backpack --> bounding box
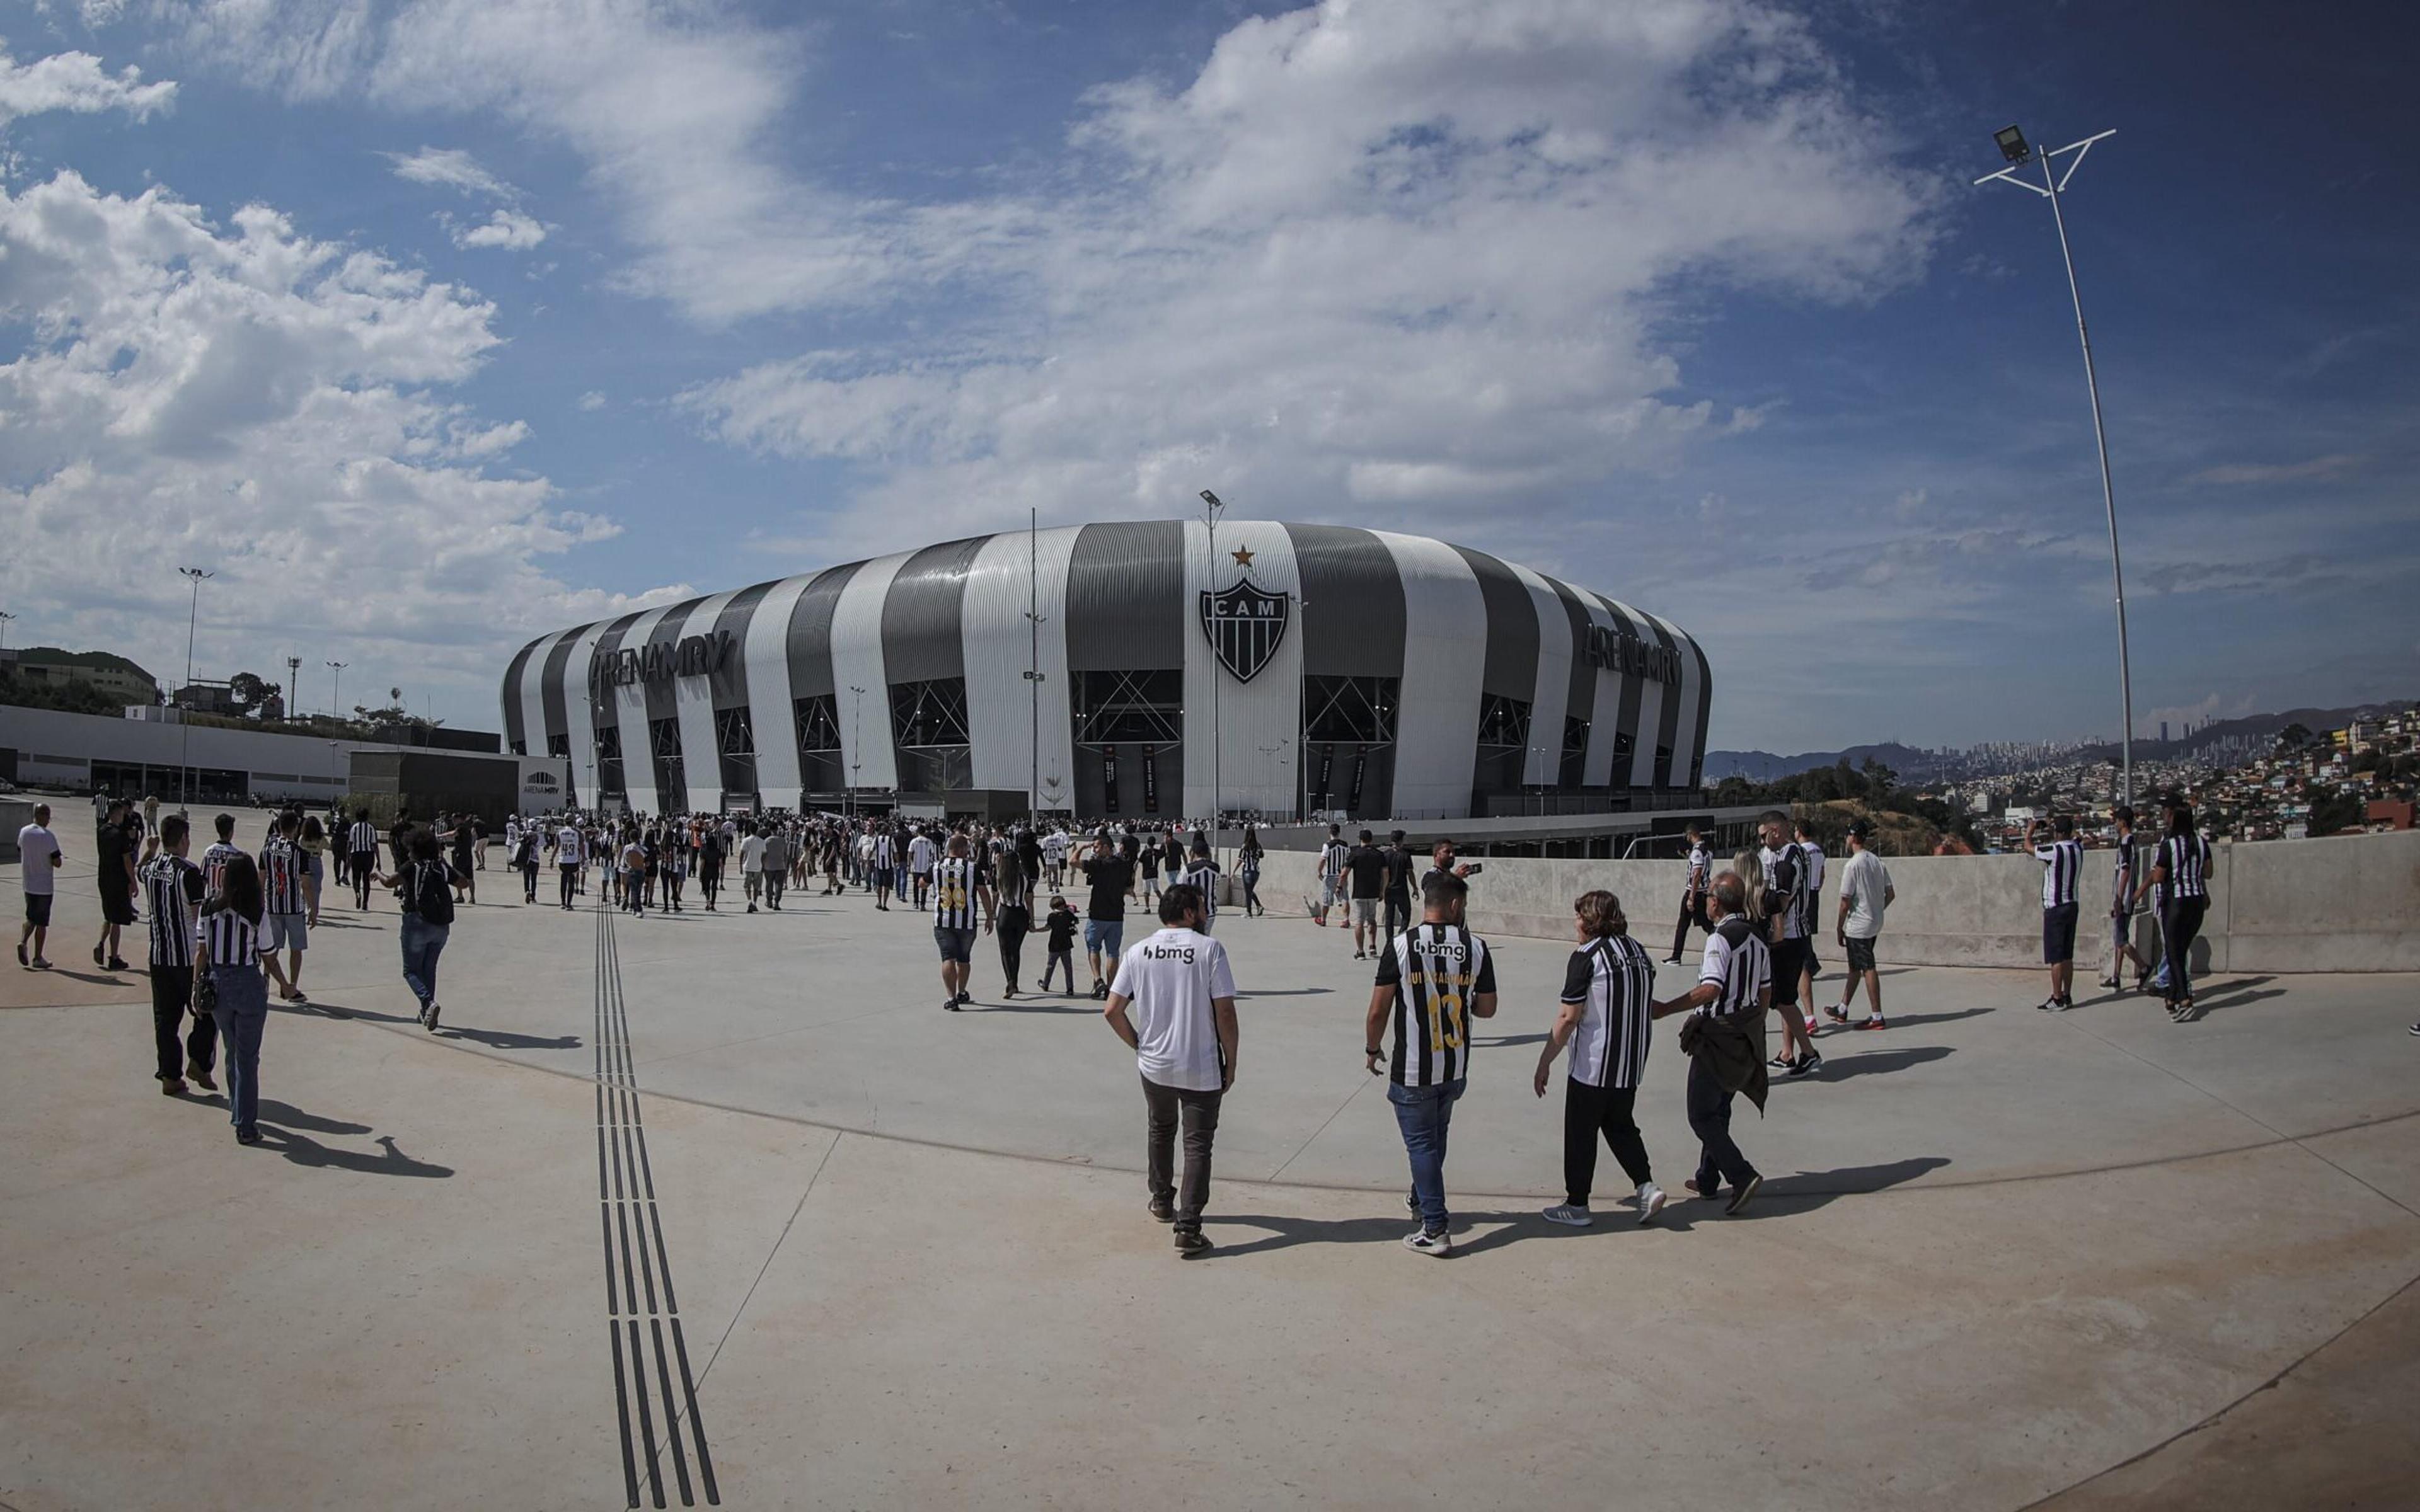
[413,861,457,926]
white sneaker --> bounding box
[1541,1204,1592,1227]
[1403,1227,1453,1257]
[1637,1183,1668,1225]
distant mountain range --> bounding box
[1704,701,2411,786]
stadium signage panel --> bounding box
[589,629,734,694]
[1584,625,1680,685]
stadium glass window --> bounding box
[1560,715,1589,789]
[1473,692,1531,793]
[649,717,684,803]
[890,678,972,792]
[1073,669,1184,746]
[1303,675,1397,745]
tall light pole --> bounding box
[1198,488,1227,849]
[326,661,348,721]
[176,567,213,815]
[284,655,301,721]
[1023,507,1047,820]
[0,609,15,651]
[848,684,867,822]
[1975,124,2135,806]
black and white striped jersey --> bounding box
[1696,915,1770,1017]
[1560,932,1656,1089]
[1373,922,1498,1087]
[200,905,268,969]
[931,856,986,929]
[2034,839,2083,909]
[2112,838,2139,913]
[141,854,204,969]
[347,819,379,856]
[1761,844,1809,941]
[1182,858,1219,920]
[1685,843,1710,897]
[2157,835,2212,903]
[996,858,1034,912]
[259,835,307,916]
[200,841,243,900]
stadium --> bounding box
[498,520,1711,822]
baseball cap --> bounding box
[1846,818,1873,839]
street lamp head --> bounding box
[1993,124,2031,164]
[1199,489,1223,511]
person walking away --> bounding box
[347,808,381,910]
[555,816,585,910]
[297,814,328,925]
[933,835,995,1011]
[1754,811,1819,1076]
[514,820,542,903]
[1794,818,1827,1012]
[1345,829,1388,959]
[1040,895,1078,993]
[1236,830,1264,917]
[1181,840,1221,931]
[258,810,313,1004]
[1078,835,1136,999]
[2027,813,2083,1011]
[1825,819,1893,1029]
[699,822,725,911]
[621,832,648,917]
[392,830,457,1030]
[1312,825,1349,927]
[759,826,789,911]
[1103,883,1238,1256]
[869,827,896,910]
[1535,890,1664,1227]
[141,815,216,1096]
[1670,825,1711,964]
[16,803,61,970]
[1652,872,1768,1215]
[197,853,296,1144]
[663,828,688,911]
[994,847,1034,999]
[1365,871,1497,1256]
[2103,805,2152,992]
[908,827,937,911]
[1381,830,1416,941]
[92,797,139,972]
[739,824,766,914]
[2135,798,2213,1023]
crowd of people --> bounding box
[8,780,2271,1246]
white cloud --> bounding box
[0,43,176,125]
[449,206,546,249]
[577,389,606,411]
[2186,453,2365,486]
[0,169,675,723]
[385,144,517,200]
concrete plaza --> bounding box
[3,830,2416,1509]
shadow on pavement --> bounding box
[1236,988,1334,999]
[197,1095,370,1136]
[255,1127,454,1179]
[437,1025,584,1050]
[1751,1155,1952,1212]
[965,1001,1095,1016]
[1860,1006,1993,1029]
[1809,1045,1954,1082]
[1470,1031,1548,1048]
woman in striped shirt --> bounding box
[2135,799,2215,1023]
[196,852,296,1144]
[1534,890,1666,1228]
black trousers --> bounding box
[350,853,377,910]
[1564,1078,1653,1206]
[519,859,539,901]
[996,904,1031,983]
[1686,1056,1758,1194]
[1671,897,1705,960]
[2160,896,2208,1005]
[1382,893,1412,938]
[1142,1075,1223,1234]
[559,864,580,908]
[151,963,214,1081]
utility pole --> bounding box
[1198,488,1227,854]
[176,567,213,816]
[0,610,14,651]
[1975,123,2135,806]
[285,655,301,721]
[1023,507,1046,821]
[848,684,867,823]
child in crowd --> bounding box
[1039,895,1079,994]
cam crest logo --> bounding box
[1200,553,1289,684]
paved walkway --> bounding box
[3,834,2415,1509]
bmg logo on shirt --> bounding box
[1141,944,1198,965]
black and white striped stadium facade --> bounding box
[499,520,1711,822]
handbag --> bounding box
[194,963,219,1017]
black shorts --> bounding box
[1843,936,1877,974]
[23,892,53,927]
[933,925,977,964]
[1769,937,1807,1007]
[2043,903,2080,965]
[101,886,137,927]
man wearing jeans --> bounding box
[1102,885,1238,1256]
[1365,872,1498,1257]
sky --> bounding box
[0,0,2412,754]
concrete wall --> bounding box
[1239,829,2420,974]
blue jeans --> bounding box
[212,965,268,1133]
[400,916,449,1009]
[1388,1078,1466,1235]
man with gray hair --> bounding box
[1652,871,1769,1216]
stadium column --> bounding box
[673,589,740,815]
[1504,561,1574,788]
[1180,520,1305,822]
[962,527,1082,807]
[1373,530,1486,818]
[827,551,914,796]
[739,575,821,811]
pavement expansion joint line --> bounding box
[591,901,721,1510]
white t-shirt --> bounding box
[1839,849,1891,939]
[908,834,936,873]
[738,835,766,873]
[18,825,60,895]
[1110,927,1236,1093]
